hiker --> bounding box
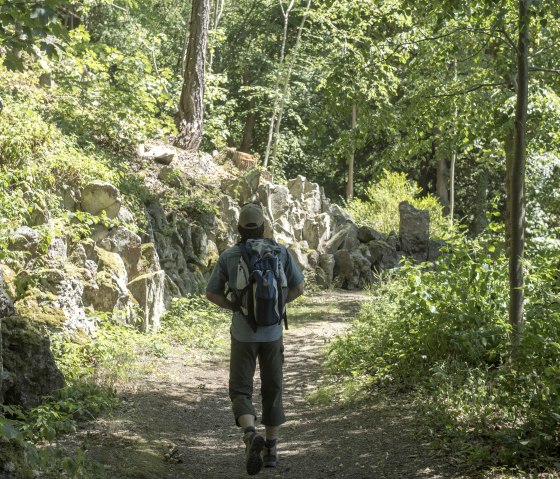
[205,202,305,476]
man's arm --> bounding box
[206,291,240,312]
[286,280,304,304]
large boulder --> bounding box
[142,145,176,165]
[399,201,430,261]
[287,175,322,217]
[1,316,65,410]
[83,248,133,320]
[9,226,40,260]
[357,225,385,243]
[302,213,331,251]
[260,183,292,224]
[325,223,357,254]
[98,226,142,279]
[287,243,310,272]
[222,169,269,204]
[81,181,122,219]
[128,270,166,333]
[333,249,354,289]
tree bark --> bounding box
[436,155,449,207]
[263,0,295,168]
[346,104,357,201]
[449,60,457,225]
[208,0,225,71]
[175,0,211,152]
[449,150,456,224]
[509,0,531,359]
[240,65,256,153]
[472,169,489,235]
[270,0,313,165]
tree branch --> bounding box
[529,66,560,75]
[424,81,509,98]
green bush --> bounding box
[160,295,230,350]
[345,170,451,239]
[328,231,560,468]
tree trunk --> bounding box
[240,65,256,153]
[270,0,313,166]
[449,151,456,224]
[208,0,225,71]
[472,169,489,235]
[175,0,211,152]
[449,60,457,225]
[346,104,357,201]
[263,0,295,168]
[509,0,531,359]
[436,155,449,207]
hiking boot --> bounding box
[243,432,265,475]
[263,444,277,468]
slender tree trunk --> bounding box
[449,151,456,223]
[436,155,449,207]
[208,0,225,71]
[472,169,489,235]
[270,0,313,165]
[346,104,357,200]
[175,0,211,152]
[505,128,515,250]
[509,0,531,359]
[263,0,295,168]
[240,65,256,152]
[450,60,458,224]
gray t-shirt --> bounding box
[206,239,304,342]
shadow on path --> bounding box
[63,291,466,479]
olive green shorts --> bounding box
[229,336,285,427]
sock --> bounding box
[265,438,277,449]
[244,426,256,435]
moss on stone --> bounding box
[14,288,66,328]
[95,247,127,278]
[0,441,33,479]
[2,316,45,373]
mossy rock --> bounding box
[0,440,33,479]
[14,288,66,328]
[2,315,65,410]
[95,247,127,278]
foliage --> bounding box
[0,0,69,70]
[160,295,229,350]
[47,26,175,148]
[344,170,450,239]
[328,231,560,468]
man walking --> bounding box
[206,202,304,475]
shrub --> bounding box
[328,231,560,468]
[345,170,451,239]
[160,295,230,350]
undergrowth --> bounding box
[327,229,560,473]
[0,296,228,478]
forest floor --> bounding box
[57,291,536,479]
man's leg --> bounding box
[229,337,258,425]
[229,338,264,475]
[258,339,285,468]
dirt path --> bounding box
[65,291,466,479]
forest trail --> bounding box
[62,291,466,479]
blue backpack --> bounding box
[235,239,288,330]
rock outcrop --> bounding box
[0,271,64,409]
[0,152,441,410]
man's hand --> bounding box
[206,291,240,312]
